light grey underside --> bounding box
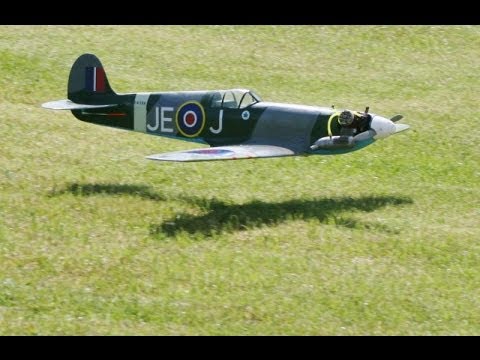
[243,103,320,153]
[146,144,295,162]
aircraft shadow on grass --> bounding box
[53,183,413,237]
[51,183,167,201]
[154,196,412,236]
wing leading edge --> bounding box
[146,145,296,162]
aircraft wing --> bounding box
[146,145,296,162]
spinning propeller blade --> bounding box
[390,114,404,123]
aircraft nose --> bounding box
[370,115,396,139]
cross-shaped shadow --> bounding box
[51,182,413,237]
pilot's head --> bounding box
[339,110,354,126]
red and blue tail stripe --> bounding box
[85,67,106,92]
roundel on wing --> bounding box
[176,101,206,137]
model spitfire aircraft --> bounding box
[42,54,409,162]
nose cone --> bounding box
[370,115,396,139]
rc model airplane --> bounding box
[42,54,409,162]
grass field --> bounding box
[0,25,479,335]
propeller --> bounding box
[390,114,404,123]
[390,114,409,133]
[354,113,406,142]
[394,123,410,133]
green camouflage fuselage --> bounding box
[43,53,407,162]
[71,90,369,154]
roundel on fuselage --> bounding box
[176,101,205,137]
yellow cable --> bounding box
[327,111,341,137]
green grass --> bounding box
[1,25,479,335]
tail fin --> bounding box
[42,54,132,130]
[67,53,117,104]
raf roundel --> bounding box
[176,101,206,137]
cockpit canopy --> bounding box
[210,89,262,109]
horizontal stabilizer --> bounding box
[394,123,410,133]
[42,99,117,110]
[147,145,296,162]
